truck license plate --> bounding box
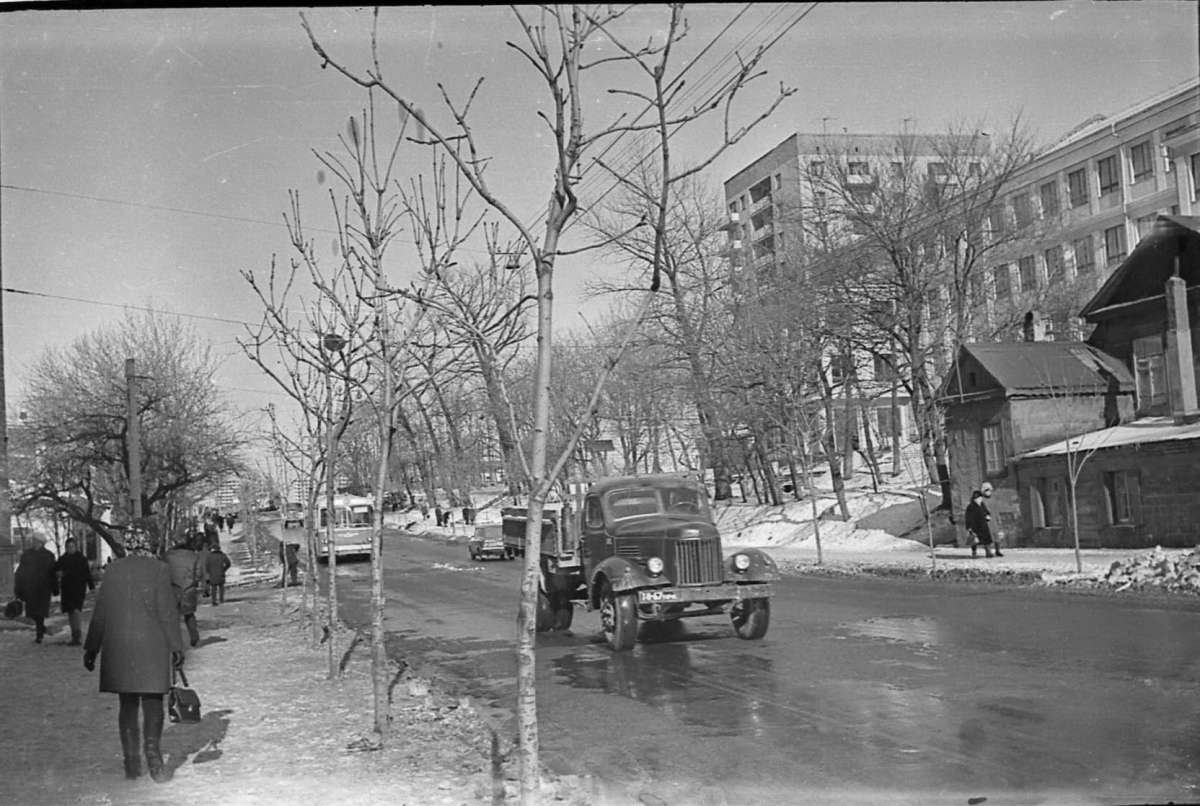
[638,589,679,603]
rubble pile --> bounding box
[1102,547,1200,593]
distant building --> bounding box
[942,214,1200,548]
[976,77,1199,340]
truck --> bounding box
[315,494,374,560]
[502,474,778,651]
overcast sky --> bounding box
[1,3,1196,431]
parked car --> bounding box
[468,524,509,561]
[282,502,305,529]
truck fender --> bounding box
[725,548,781,583]
[589,556,655,608]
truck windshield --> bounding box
[605,486,708,520]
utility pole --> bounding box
[0,148,13,596]
[126,358,143,522]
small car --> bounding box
[282,502,305,529]
[468,524,509,561]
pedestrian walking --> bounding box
[205,544,231,605]
[420,502,429,520]
[56,537,95,645]
[980,482,1004,556]
[434,505,444,528]
[284,542,301,587]
[197,530,213,598]
[14,535,59,643]
[82,527,185,782]
[165,534,204,647]
[965,490,997,558]
[213,513,225,533]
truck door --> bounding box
[580,493,606,580]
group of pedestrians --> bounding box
[965,481,1005,558]
[13,534,95,644]
[10,521,235,784]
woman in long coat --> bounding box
[83,528,185,782]
[14,535,59,643]
[56,537,95,645]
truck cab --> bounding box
[506,474,779,651]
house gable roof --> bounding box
[940,341,1134,402]
[1080,214,1200,320]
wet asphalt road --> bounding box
[320,528,1200,805]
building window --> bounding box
[1103,471,1140,525]
[1017,255,1037,292]
[876,407,900,441]
[968,162,981,178]
[1039,180,1060,217]
[928,162,949,179]
[1191,154,1200,201]
[1012,194,1033,228]
[1136,214,1157,242]
[982,424,1004,474]
[1133,334,1169,411]
[809,160,825,178]
[993,263,1012,302]
[1044,245,1065,281]
[872,353,897,382]
[773,173,782,190]
[1104,224,1127,265]
[988,207,1008,238]
[1130,141,1154,182]
[890,161,904,177]
[848,161,870,176]
[1073,235,1095,274]
[1097,154,1120,196]
[1067,167,1089,208]
[1044,477,1067,527]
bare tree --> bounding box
[303,6,791,798]
[15,310,243,555]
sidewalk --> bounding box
[0,565,574,806]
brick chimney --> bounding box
[1164,274,1200,424]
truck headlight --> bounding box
[733,553,751,572]
[647,556,664,575]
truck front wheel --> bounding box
[731,597,770,640]
[599,581,637,652]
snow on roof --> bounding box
[1019,416,1200,459]
[1043,77,1200,153]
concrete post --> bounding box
[1164,274,1199,424]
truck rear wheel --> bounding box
[731,597,770,640]
[599,581,637,652]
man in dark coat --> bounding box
[83,527,185,782]
[165,534,203,647]
[14,535,59,643]
[56,537,95,645]
[205,544,232,605]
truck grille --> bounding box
[674,538,723,586]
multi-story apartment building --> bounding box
[720,79,1200,466]
[978,77,1199,340]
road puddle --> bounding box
[842,615,942,648]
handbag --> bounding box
[4,599,23,619]
[168,667,202,723]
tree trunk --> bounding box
[818,368,851,520]
[516,259,556,805]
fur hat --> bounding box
[123,527,155,556]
